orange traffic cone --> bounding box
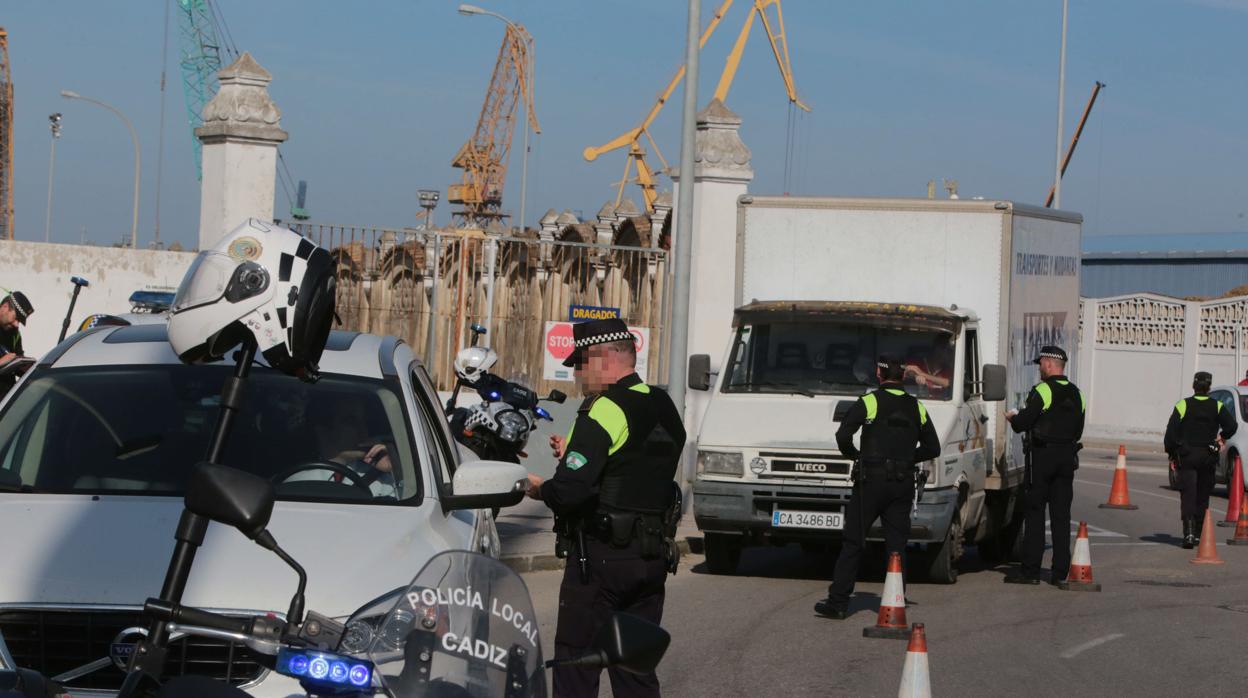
[1220,454,1245,527]
[1226,498,1248,546]
[1098,445,1138,510]
[897,623,932,698]
[1191,509,1226,565]
[1058,521,1102,591]
[864,552,911,639]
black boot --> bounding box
[1182,518,1196,549]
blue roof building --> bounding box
[1082,233,1248,298]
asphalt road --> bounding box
[522,448,1248,696]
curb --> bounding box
[501,535,702,574]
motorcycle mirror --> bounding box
[184,462,276,540]
[547,389,567,404]
[592,612,671,675]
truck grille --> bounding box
[0,608,267,691]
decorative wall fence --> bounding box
[293,222,670,394]
[1078,293,1248,445]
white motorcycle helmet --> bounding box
[453,346,498,384]
[168,219,336,381]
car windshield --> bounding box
[722,321,955,400]
[0,365,421,503]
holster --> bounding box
[594,510,667,561]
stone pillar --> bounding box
[650,193,672,249]
[673,98,753,434]
[196,52,288,250]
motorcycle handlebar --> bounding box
[143,598,254,635]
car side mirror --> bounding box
[688,354,712,391]
[443,460,528,511]
[184,462,275,540]
[982,364,1007,402]
[833,400,855,422]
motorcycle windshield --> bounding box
[359,550,547,698]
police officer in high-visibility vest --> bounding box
[814,356,940,619]
[1004,345,1086,585]
[1165,371,1237,548]
[525,318,686,698]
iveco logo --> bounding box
[794,462,827,473]
[110,627,147,671]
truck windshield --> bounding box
[0,365,421,503]
[722,322,954,400]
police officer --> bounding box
[1004,345,1085,585]
[0,290,33,367]
[1165,371,1237,548]
[525,318,686,698]
[814,356,940,619]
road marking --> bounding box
[1074,478,1227,516]
[1060,633,1125,659]
[1045,522,1128,537]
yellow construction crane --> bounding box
[448,20,540,227]
[583,0,808,213]
[0,27,13,240]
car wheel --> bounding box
[926,513,962,584]
[704,532,743,575]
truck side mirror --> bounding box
[833,400,855,422]
[982,364,1007,402]
[688,354,712,391]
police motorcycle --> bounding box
[444,324,566,465]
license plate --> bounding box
[771,508,843,529]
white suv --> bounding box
[0,325,508,696]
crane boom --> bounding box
[583,0,807,213]
[0,27,13,240]
[449,22,540,227]
[1045,81,1104,208]
[174,0,225,180]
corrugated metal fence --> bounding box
[293,223,670,393]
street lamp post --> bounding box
[61,90,140,248]
[418,189,441,364]
[44,113,62,243]
[458,4,535,234]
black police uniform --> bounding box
[815,381,940,617]
[1007,368,1085,584]
[1165,389,1237,544]
[540,371,685,698]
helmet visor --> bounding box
[172,251,241,312]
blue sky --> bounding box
[3,0,1247,250]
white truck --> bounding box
[688,196,1082,582]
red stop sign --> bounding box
[546,323,575,360]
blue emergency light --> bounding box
[278,647,374,689]
[535,407,552,421]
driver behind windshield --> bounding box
[300,397,399,498]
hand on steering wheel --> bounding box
[270,461,375,494]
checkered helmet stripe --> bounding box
[574,331,633,347]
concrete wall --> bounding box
[1078,293,1248,446]
[0,240,195,357]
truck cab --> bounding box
[690,301,1006,582]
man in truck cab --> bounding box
[1004,345,1086,585]
[814,356,941,619]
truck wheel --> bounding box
[705,533,743,575]
[926,514,962,584]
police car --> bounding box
[0,324,503,696]
[1210,384,1248,494]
